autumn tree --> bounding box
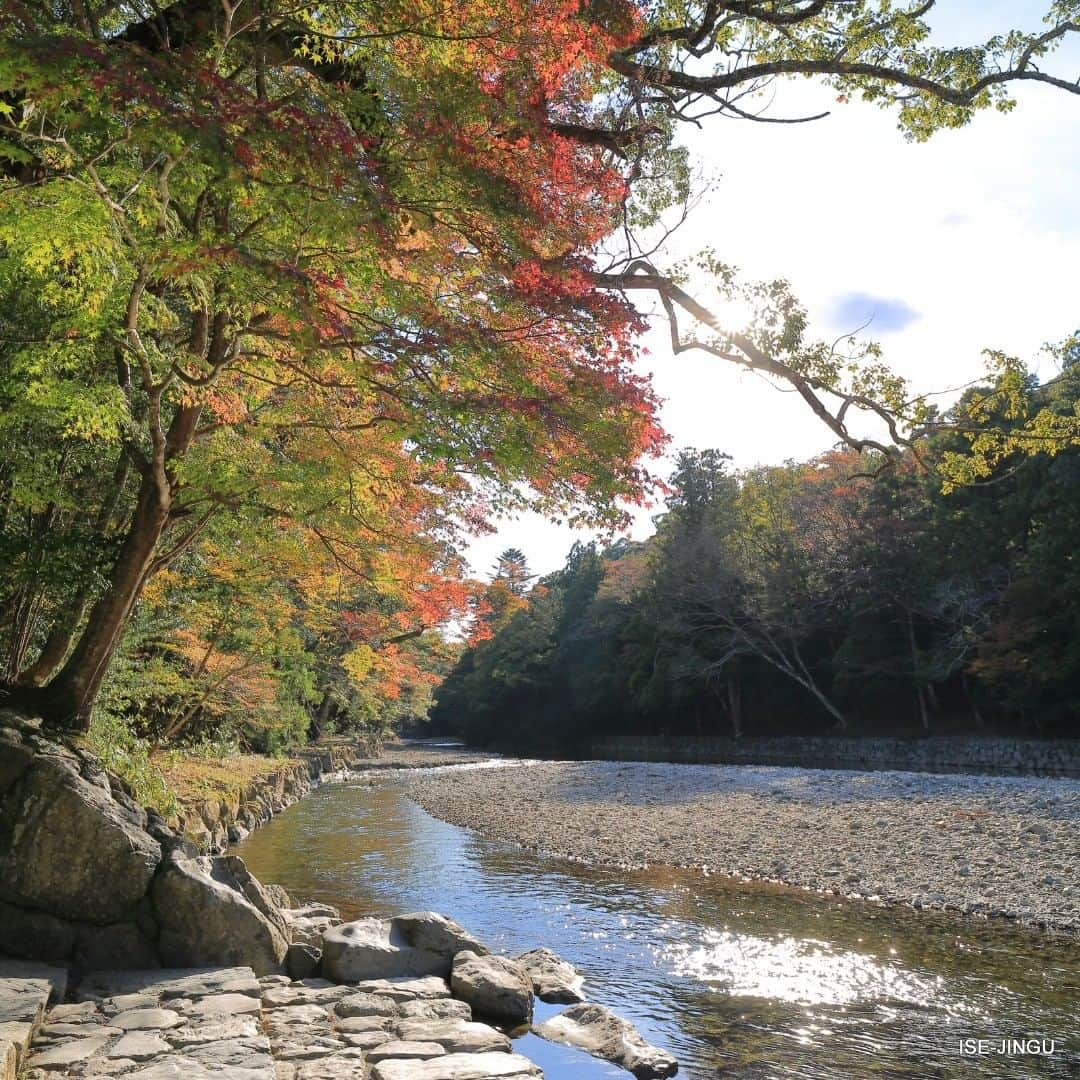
[3,0,1079,733]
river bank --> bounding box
[163,739,492,852]
[406,759,1080,934]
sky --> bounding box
[466,1,1080,580]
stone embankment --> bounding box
[2,718,666,1077]
[407,759,1080,934]
[4,913,675,1080]
[172,740,494,853]
[586,734,1080,777]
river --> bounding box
[234,766,1079,1079]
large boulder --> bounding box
[392,913,488,959]
[534,1003,678,1079]
[449,953,532,1025]
[514,948,584,1004]
[322,913,485,984]
[151,852,289,975]
[0,725,160,925]
[322,919,445,983]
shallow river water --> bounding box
[234,768,1079,1079]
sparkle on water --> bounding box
[234,774,1079,1079]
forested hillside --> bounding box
[2,0,1079,767]
[433,367,1080,747]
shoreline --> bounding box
[404,758,1080,936]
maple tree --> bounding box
[1,0,1078,731]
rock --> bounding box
[123,1054,272,1080]
[321,919,446,983]
[449,952,532,1024]
[183,1038,274,1068]
[104,993,158,1014]
[152,853,289,975]
[534,1003,678,1079]
[112,1008,183,1030]
[264,885,293,909]
[260,986,348,1010]
[286,944,322,982]
[0,742,160,925]
[340,1030,392,1051]
[76,922,159,971]
[370,1052,541,1080]
[392,1019,510,1054]
[367,1041,445,1062]
[265,1004,331,1030]
[46,1003,97,1022]
[514,948,584,1003]
[283,906,341,949]
[108,1033,172,1060]
[27,1035,113,1068]
[0,901,77,964]
[396,1000,471,1022]
[333,994,399,1018]
[79,967,261,1003]
[392,913,488,959]
[178,993,262,1020]
[169,1017,261,1045]
[289,1048,367,1080]
[334,1016,392,1034]
[351,978,450,1002]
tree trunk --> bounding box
[728,678,742,739]
[16,593,91,686]
[906,612,930,732]
[6,405,201,730]
[18,453,132,687]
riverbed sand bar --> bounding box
[406,760,1080,933]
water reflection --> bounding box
[235,777,1080,1079]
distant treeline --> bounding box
[431,375,1080,748]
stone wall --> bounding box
[0,711,374,974]
[172,737,380,853]
[585,734,1080,777]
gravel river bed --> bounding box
[406,759,1080,933]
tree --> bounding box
[0,0,664,727]
[3,0,1079,732]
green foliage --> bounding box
[85,710,179,817]
[436,409,1080,746]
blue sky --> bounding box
[466,3,1080,579]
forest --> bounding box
[2,0,1079,771]
[434,365,1080,747]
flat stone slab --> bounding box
[124,1055,272,1080]
[0,961,68,1005]
[290,1048,368,1080]
[392,1020,510,1055]
[351,978,450,1001]
[333,995,398,1018]
[78,969,261,1003]
[112,1008,184,1031]
[27,1034,113,1068]
[178,994,262,1020]
[169,1016,261,1045]
[108,1032,172,1060]
[396,1000,471,1023]
[333,1015,391,1034]
[367,1041,445,1062]
[370,1052,542,1080]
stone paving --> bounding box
[17,967,541,1080]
